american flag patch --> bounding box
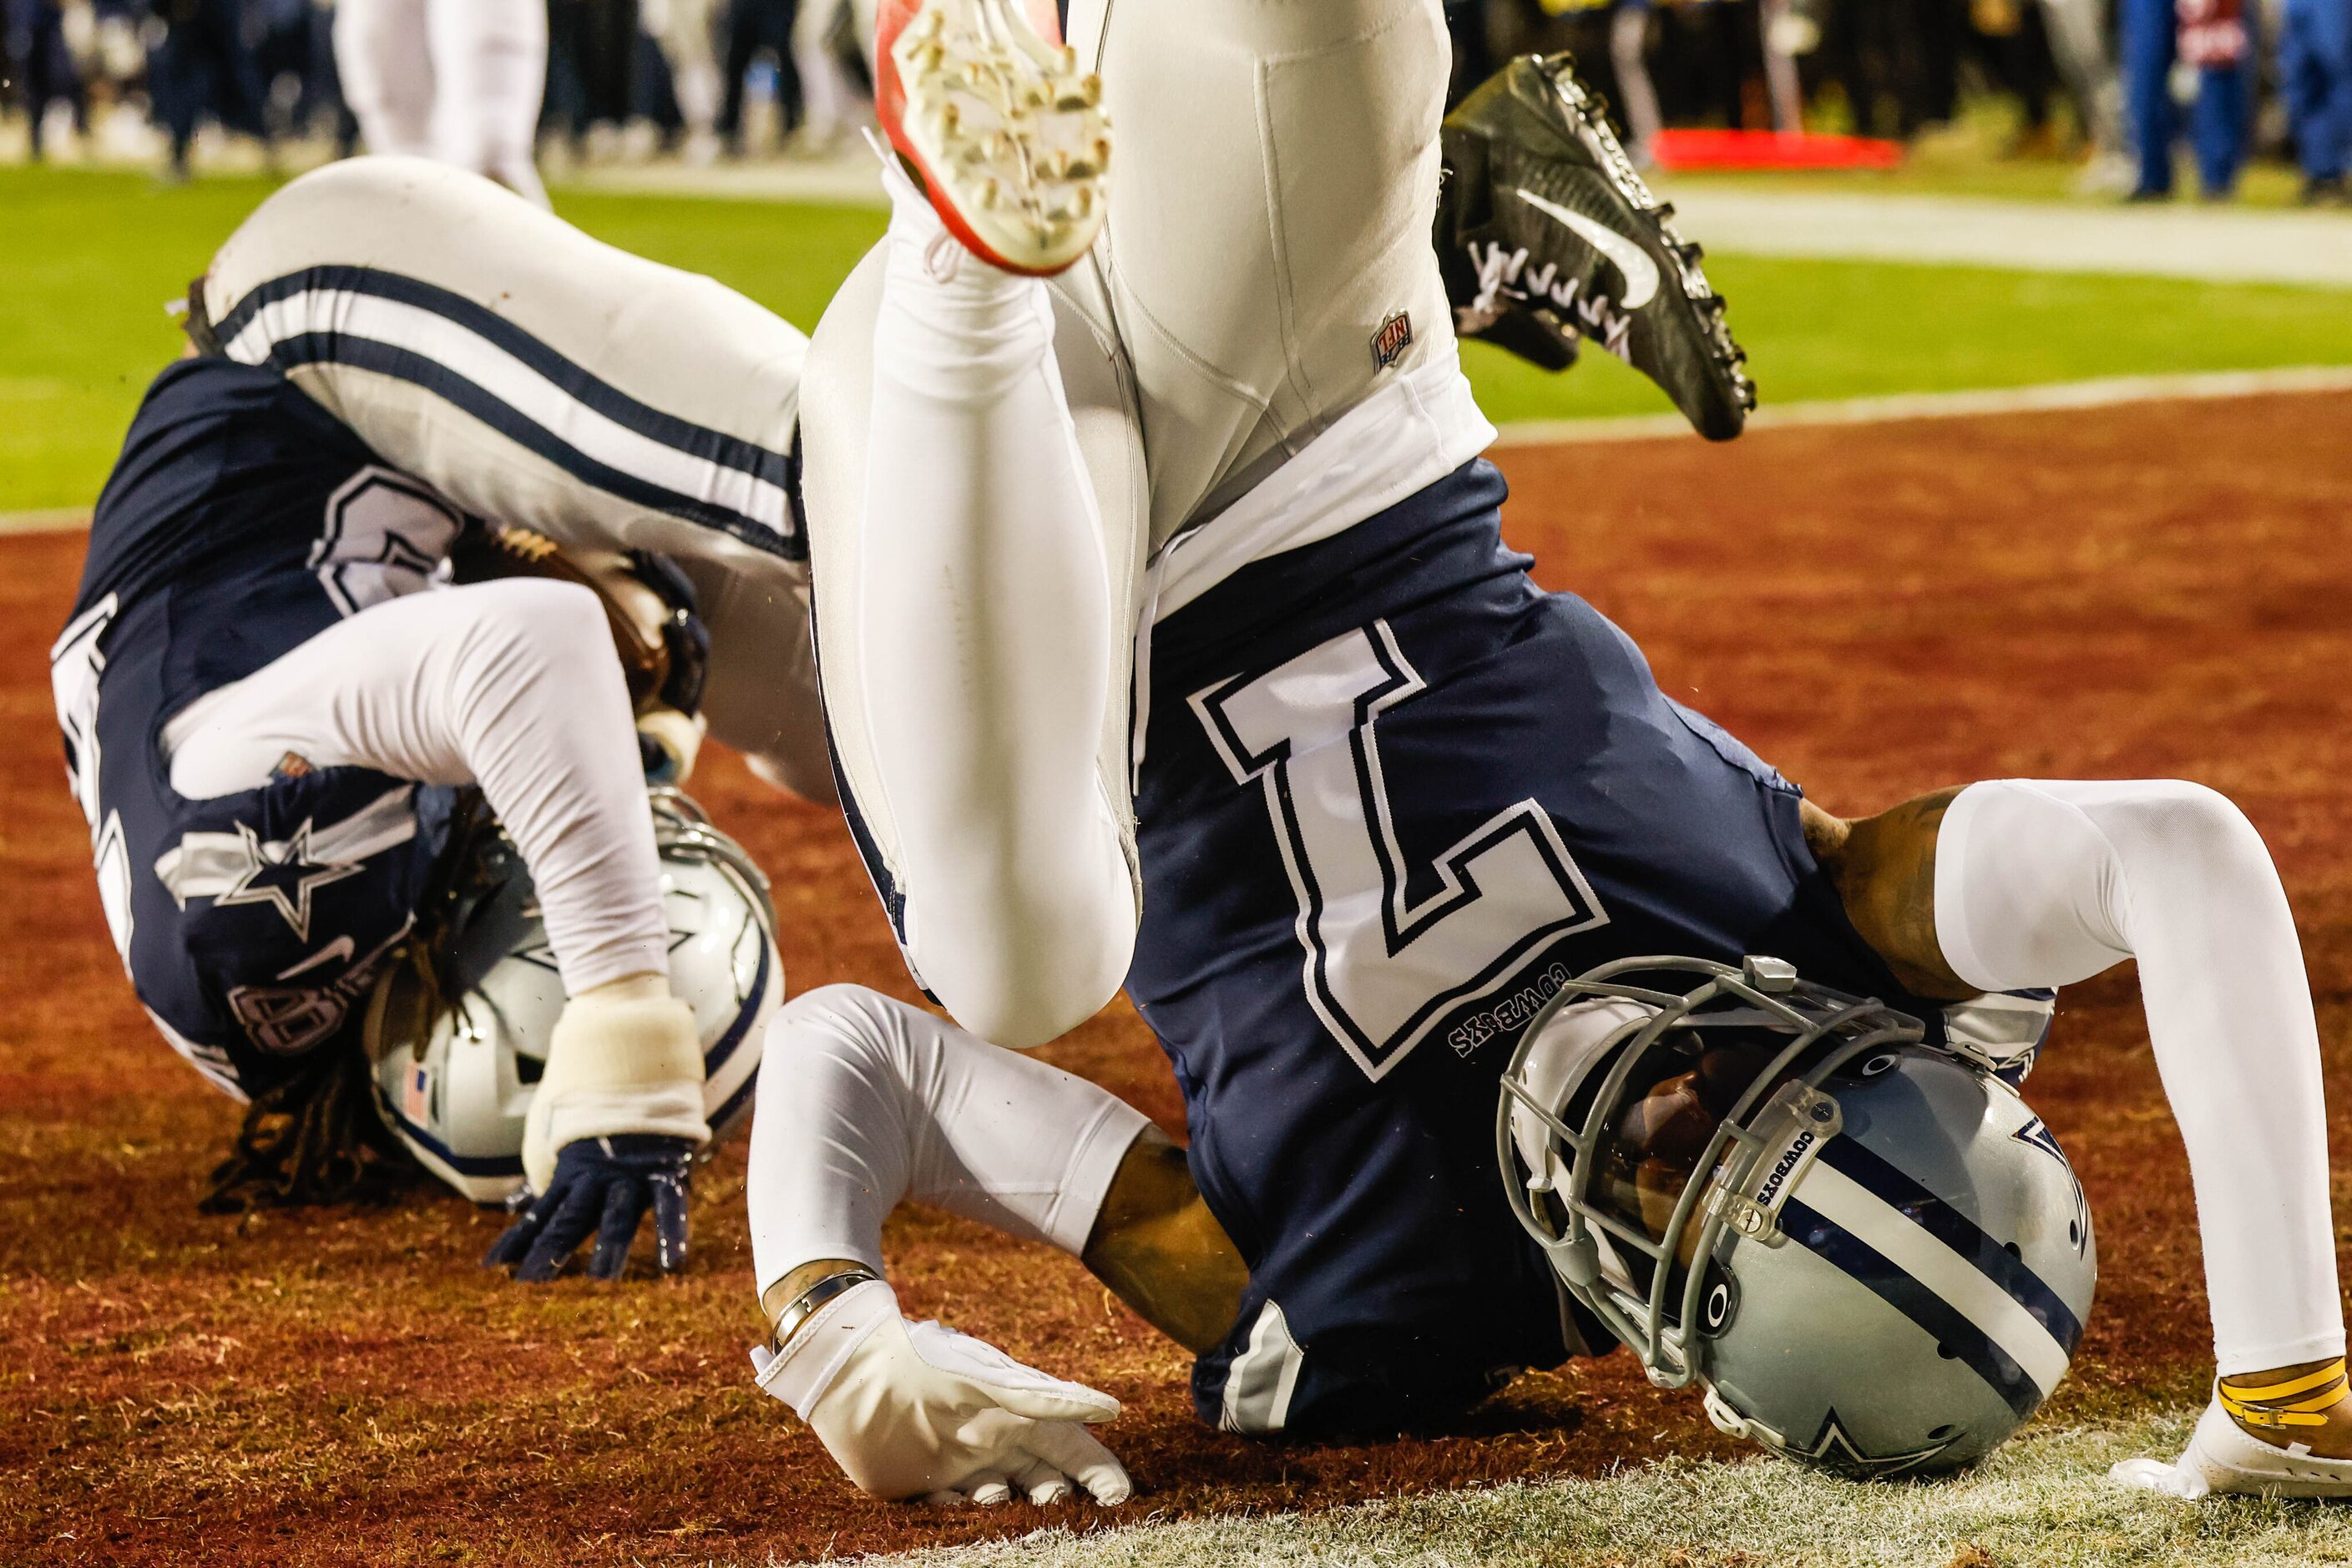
[1370,311,1414,370]
[403,1065,431,1122]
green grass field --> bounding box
[6,162,2352,511]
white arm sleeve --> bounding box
[1934,777,2342,1373]
[746,984,1152,1298]
[162,578,670,997]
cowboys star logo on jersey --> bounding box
[154,785,423,940]
[208,819,365,939]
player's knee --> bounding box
[762,984,904,1086]
[2104,780,2275,890]
[468,577,611,674]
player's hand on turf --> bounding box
[752,1278,1133,1505]
[483,1133,694,1282]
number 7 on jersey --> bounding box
[1189,619,1608,1081]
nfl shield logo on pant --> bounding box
[1371,311,1414,370]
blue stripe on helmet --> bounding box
[1782,1196,2046,1419]
[1816,1135,2084,1356]
[703,930,770,1077]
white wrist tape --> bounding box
[524,992,710,1190]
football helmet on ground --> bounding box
[363,788,779,1203]
[1498,954,2095,1477]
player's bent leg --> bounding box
[197,155,824,788]
[801,163,1138,1050]
[1930,777,2352,1491]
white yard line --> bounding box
[564,164,2352,290]
[0,508,90,536]
[8,366,2346,538]
[1660,184,2352,290]
[1489,364,2352,448]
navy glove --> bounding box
[483,1133,694,1282]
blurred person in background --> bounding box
[1969,0,2066,154]
[2280,0,2351,200]
[788,0,867,149]
[714,0,798,156]
[7,0,88,157]
[2036,0,2132,189]
[645,0,721,160]
[2122,0,2255,197]
[250,0,350,151]
[546,0,635,159]
[144,0,273,182]
[334,0,547,202]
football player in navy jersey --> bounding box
[737,0,2352,1508]
[53,157,832,1281]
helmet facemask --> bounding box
[1498,956,1925,1393]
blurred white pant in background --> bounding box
[334,0,550,205]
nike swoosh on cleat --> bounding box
[1509,187,1660,311]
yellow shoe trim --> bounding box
[2221,1359,2346,1403]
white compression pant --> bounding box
[202,158,831,802]
[1935,777,2343,1373]
[334,0,550,206]
[746,985,1149,1298]
[163,579,670,998]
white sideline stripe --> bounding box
[8,364,2349,538]
[0,508,89,535]
[1488,364,2352,448]
[1797,1156,2071,1397]
[222,287,795,534]
[1661,185,2352,291]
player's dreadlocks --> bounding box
[199,1044,418,1213]
[200,790,503,1212]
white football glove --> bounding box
[751,1278,1133,1506]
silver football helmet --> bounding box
[1497,955,2096,1477]
[363,788,781,1203]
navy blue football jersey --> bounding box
[55,357,463,1099]
[1130,459,1980,1438]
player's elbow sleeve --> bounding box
[2081,780,2288,945]
[1937,777,2285,993]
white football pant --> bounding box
[201,157,832,803]
[335,0,551,206]
[800,0,1492,1048]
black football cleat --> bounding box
[1436,53,1756,440]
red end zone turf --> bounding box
[5,392,2351,1565]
